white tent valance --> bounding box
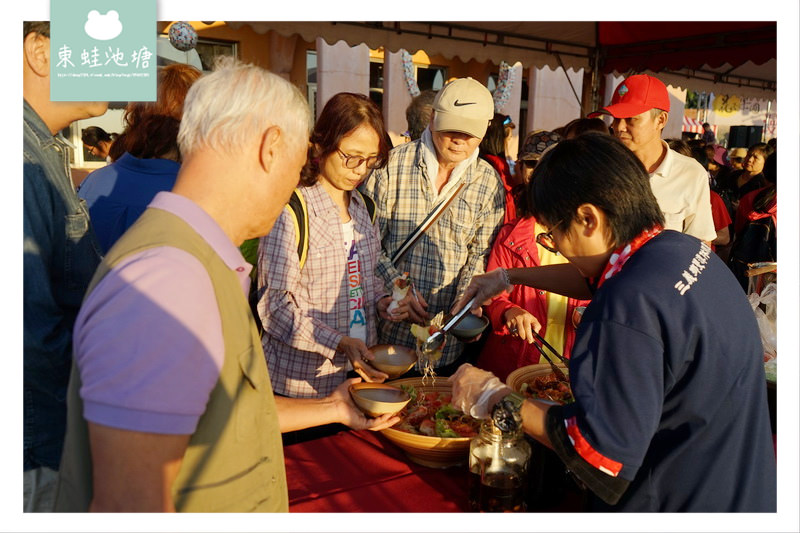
[227,21,776,100]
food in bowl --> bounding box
[519,371,574,404]
[393,385,480,438]
[380,377,475,467]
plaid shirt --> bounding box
[361,138,505,368]
[257,183,382,397]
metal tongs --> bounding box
[529,329,569,382]
[421,296,477,356]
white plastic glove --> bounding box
[448,363,513,419]
[450,268,512,317]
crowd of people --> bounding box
[24,19,776,514]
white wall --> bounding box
[664,85,687,140]
[383,50,413,146]
[527,66,584,132]
[316,39,370,119]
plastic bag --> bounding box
[748,282,777,360]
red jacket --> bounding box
[476,217,590,381]
[482,154,517,224]
[735,186,776,235]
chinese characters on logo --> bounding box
[55,44,152,70]
[674,243,712,296]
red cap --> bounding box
[588,74,670,119]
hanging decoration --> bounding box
[169,21,198,52]
[493,61,514,112]
[401,49,420,98]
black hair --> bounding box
[666,138,691,157]
[405,90,437,141]
[690,146,709,171]
[479,113,508,158]
[24,21,50,39]
[564,117,610,139]
[528,133,664,247]
[752,152,776,213]
[81,126,113,147]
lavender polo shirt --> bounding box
[72,192,253,434]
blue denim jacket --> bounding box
[23,100,102,471]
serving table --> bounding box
[284,429,585,513]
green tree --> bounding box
[685,90,699,109]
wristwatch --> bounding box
[491,391,525,433]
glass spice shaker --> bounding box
[468,419,531,512]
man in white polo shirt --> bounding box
[590,74,715,243]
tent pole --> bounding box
[581,23,602,117]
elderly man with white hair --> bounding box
[54,58,398,513]
[362,77,505,375]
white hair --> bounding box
[178,57,311,157]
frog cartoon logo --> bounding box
[84,10,123,41]
[617,84,629,98]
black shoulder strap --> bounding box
[287,189,374,270]
[355,189,377,224]
[286,189,309,269]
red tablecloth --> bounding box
[284,430,470,512]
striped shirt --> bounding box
[361,136,505,368]
[257,182,383,397]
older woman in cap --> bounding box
[505,130,562,217]
[474,131,589,382]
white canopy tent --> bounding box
[227,21,776,103]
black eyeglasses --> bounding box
[536,221,563,254]
[518,159,538,170]
[337,149,383,170]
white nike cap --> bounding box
[431,77,494,139]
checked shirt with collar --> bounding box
[361,136,505,369]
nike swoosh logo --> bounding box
[453,100,476,106]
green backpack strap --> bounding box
[286,189,309,269]
[355,189,377,224]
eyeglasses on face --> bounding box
[518,159,539,170]
[336,149,383,170]
[536,220,563,254]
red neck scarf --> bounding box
[590,226,663,291]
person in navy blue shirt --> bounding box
[450,133,776,512]
[78,64,202,253]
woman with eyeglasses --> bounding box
[474,130,589,382]
[257,92,395,404]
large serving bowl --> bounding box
[369,344,417,379]
[380,377,473,468]
[349,382,410,417]
[506,363,570,403]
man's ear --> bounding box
[656,111,669,131]
[576,203,602,237]
[258,125,282,174]
[24,32,50,78]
